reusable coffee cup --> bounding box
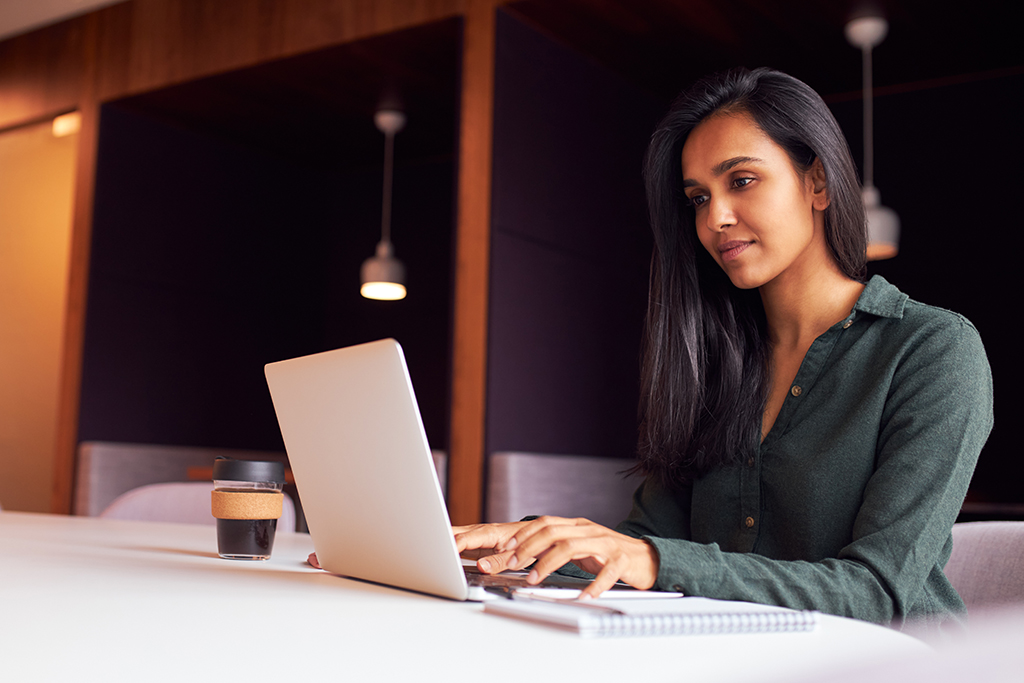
[211,458,287,560]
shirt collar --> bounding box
[853,275,908,319]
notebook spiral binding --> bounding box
[580,609,820,637]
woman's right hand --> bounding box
[453,521,530,573]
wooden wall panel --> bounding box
[448,0,497,525]
[0,20,86,129]
[1,0,469,128]
[51,102,100,514]
[93,0,468,101]
[51,14,101,515]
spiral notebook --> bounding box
[484,593,820,637]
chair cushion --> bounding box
[946,521,1024,612]
[100,481,296,531]
[487,452,641,526]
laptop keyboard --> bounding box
[465,568,595,589]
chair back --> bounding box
[100,481,297,531]
[487,451,641,526]
[75,441,288,517]
[946,521,1024,612]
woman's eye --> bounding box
[688,194,708,208]
[733,177,754,189]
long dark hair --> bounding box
[635,67,866,487]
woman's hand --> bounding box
[453,521,530,573]
[454,516,659,600]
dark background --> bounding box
[77,3,1022,507]
[80,20,462,452]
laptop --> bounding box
[264,338,592,601]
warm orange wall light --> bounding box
[51,112,82,138]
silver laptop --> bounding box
[265,338,590,601]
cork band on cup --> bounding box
[211,490,284,520]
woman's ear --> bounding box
[809,157,830,211]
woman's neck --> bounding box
[757,256,864,443]
[759,259,864,351]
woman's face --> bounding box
[680,112,830,291]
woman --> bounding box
[454,67,993,632]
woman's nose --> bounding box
[704,197,735,232]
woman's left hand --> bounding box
[482,515,660,600]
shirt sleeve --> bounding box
[636,315,993,627]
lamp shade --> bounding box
[360,240,406,300]
[863,185,900,261]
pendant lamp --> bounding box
[361,109,407,300]
[845,16,900,261]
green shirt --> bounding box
[616,276,993,631]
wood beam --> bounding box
[448,0,497,525]
[0,0,468,130]
[90,0,464,102]
[0,16,86,130]
[51,13,101,514]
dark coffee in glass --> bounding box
[216,518,279,558]
[211,459,287,561]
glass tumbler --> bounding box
[211,458,287,560]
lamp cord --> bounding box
[381,130,395,245]
[862,45,874,189]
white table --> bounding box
[0,512,928,682]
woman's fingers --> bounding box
[453,521,523,553]
[508,519,659,595]
[452,517,660,596]
[525,534,604,580]
[307,552,321,569]
[578,555,631,600]
[474,549,518,574]
[507,517,597,570]
[453,521,532,574]
[503,516,585,565]
[455,516,579,559]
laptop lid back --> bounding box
[265,338,469,600]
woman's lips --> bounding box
[718,240,751,262]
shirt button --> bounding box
[790,385,802,397]
[747,457,755,468]
[843,320,853,329]
[745,516,755,528]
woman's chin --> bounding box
[724,271,767,290]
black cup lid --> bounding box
[212,457,286,484]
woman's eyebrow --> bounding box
[712,156,763,175]
[682,156,764,188]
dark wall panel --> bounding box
[80,104,453,452]
[486,10,662,460]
